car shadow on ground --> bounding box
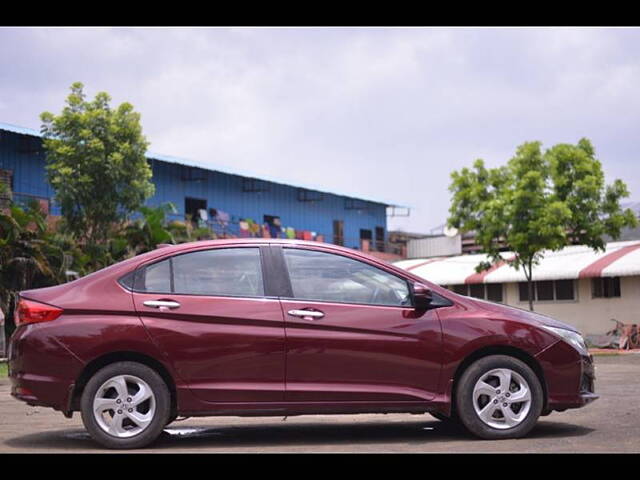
[3,418,595,451]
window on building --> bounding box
[375,226,385,252]
[518,282,530,302]
[185,197,207,227]
[0,169,12,208]
[242,178,269,192]
[449,283,503,303]
[297,188,323,202]
[181,166,206,182]
[359,229,372,250]
[333,220,344,246]
[452,284,468,296]
[536,281,554,301]
[468,283,484,299]
[555,280,575,300]
[518,280,575,302]
[486,283,503,302]
[17,136,40,154]
[592,277,621,298]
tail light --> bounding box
[15,298,63,326]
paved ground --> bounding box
[1,355,639,453]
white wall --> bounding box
[408,234,462,259]
[500,276,640,335]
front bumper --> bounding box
[558,354,599,409]
[536,340,598,411]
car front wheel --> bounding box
[455,355,543,439]
[80,361,171,449]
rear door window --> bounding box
[133,247,264,297]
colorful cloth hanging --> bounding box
[268,224,280,238]
[216,209,230,225]
[285,227,295,239]
[239,220,250,237]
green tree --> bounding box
[448,139,637,311]
[124,203,178,255]
[547,139,637,247]
[0,190,72,337]
[40,82,154,250]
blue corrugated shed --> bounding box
[0,124,58,213]
[0,121,399,248]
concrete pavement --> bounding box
[1,355,639,453]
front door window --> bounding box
[282,248,411,307]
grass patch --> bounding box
[0,362,7,377]
[589,350,640,357]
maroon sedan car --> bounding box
[8,239,597,448]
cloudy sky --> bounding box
[2,27,640,232]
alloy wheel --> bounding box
[472,368,532,429]
[92,374,156,438]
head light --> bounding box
[540,325,588,356]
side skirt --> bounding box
[179,401,433,418]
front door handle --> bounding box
[143,300,181,309]
[287,309,325,320]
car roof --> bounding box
[152,238,354,254]
[134,239,400,273]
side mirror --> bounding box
[413,283,433,310]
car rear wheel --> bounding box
[455,355,543,439]
[80,361,170,449]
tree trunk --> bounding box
[0,312,5,358]
[526,260,534,311]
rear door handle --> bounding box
[143,300,181,309]
[287,309,325,320]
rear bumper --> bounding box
[10,373,75,411]
[8,324,83,412]
[536,340,598,411]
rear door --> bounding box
[276,245,442,404]
[131,245,286,403]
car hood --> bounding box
[465,296,580,333]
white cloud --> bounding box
[1,27,640,233]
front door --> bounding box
[277,246,442,404]
[132,246,285,403]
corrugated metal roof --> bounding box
[0,121,407,209]
[394,241,640,285]
[0,121,42,137]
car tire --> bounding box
[80,361,171,449]
[455,355,543,440]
